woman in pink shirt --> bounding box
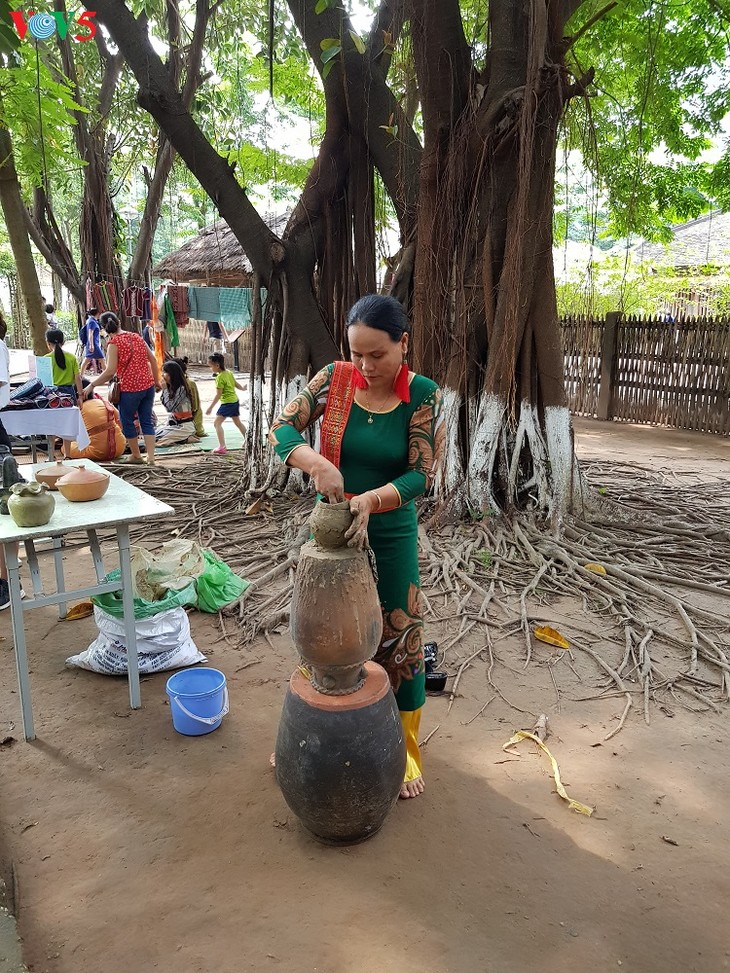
[85,312,161,465]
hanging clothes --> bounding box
[142,287,153,322]
[167,285,190,328]
[162,294,180,349]
[188,286,221,322]
[219,287,250,329]
[123,286,145,318]
[150,293,165,370]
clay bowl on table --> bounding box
[56,464,110,502]
[35,460,70,491]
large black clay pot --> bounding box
[275,662,406,844]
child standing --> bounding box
[80,307,105,377]
[205,353,247,455]
[46,328,84,402]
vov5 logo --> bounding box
[10,9,97,41]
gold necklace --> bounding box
[363,388,393,424]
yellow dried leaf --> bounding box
[503,731,594,816]
[584,562,607,575]
[65,602,94,621]
[534,625,569,649]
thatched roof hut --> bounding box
[633,211,730,270]
[153,215,287,285]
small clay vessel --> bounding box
[35,460,69,491]
[56,464,110,502]
[8,481,55,528]
[275,663,406,844]
[309,499,353,550]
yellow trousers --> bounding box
[399,707,423,782]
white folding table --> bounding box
[0,406,91,460]
[0,460,173,740]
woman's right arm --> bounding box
[268,366,343,502]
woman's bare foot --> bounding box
[399,776,425,799]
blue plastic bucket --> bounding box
[166,667,229,736]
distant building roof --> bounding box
[153,214,288,285]
[632,211,730,269]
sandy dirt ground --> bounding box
[0,415,729,973]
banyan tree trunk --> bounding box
[409,0,579,523]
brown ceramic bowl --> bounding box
[56,464,110,502]
[35,460,70,491]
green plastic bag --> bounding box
[196,549,249,613]
[92,570,198,620]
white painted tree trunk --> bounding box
[459,393,574,521]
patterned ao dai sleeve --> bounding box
[268,365,334,462]
[389,386,445,505]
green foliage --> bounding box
[474,549,493,568]
[0,0,19,60]
[565,0,728,241]
[557,252,730,318]
[0,45,84,192]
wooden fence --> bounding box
[562,313,730,435]
[175,318,252,372]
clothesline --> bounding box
[80,277,267,332]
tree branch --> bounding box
[407,0,471,140]
[93,0,281,280]
[565,1,618,50]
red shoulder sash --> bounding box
[320,361,357,469]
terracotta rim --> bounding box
[289,662,391,711]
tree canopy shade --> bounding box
[50,1,730,511]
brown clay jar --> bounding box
[309,499,353,549]
[56,464,110,502]
[35,460,69,491]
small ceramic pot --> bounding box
[35,460,69,491]
[56,464,110,502]
[7,481,55,528]
[309,500,353,550]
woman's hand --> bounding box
[310,457,344,504]
[345,493,376,550]
[83,385,95,401]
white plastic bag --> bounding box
[66,606,206,675]
[130,539,207,600]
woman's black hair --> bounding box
[208,353,226,370]
[44,303,55,315]
[162,360,185,394]
[346,294,410,341]
[46,328,66,369]
[99,311,119,333]
[174,356,189,374]
[87,307,98,317]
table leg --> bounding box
[25,540,43,596]
[5,542,35,741]
[52,537,67,619]
[117,524,141,709]
[87,529,106,583]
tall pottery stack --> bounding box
[275,501,406,844]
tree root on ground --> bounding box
[108,458,729,736]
